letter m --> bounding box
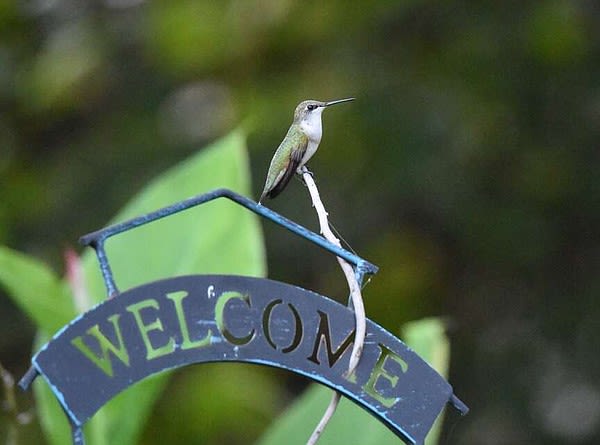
[71,314,130,377]
[308,310,355,367]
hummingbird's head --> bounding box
[293,100,326,124]
[293,98,355,123]
[293,98,354,141]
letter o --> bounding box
[262,299,303,353]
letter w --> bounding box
[71,314,130,377]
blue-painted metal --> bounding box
[24,275,468,445]
[78,188,378,297]
[18,188,468,445]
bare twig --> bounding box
[1,361,33,445]
[0,361,16,414]
[301,169,366,445]
[306,392,342,445]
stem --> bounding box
[306,392,342,445]
[302,170,366,444]
[1,361,31,445]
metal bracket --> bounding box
[78,188,379,298]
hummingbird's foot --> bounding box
[299,165,313,177]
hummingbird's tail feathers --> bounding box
[258,191,265,204]
[266,152,303,200]
[263,170,291,200]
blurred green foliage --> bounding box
[1,130,266,444]
[1,0,599,444]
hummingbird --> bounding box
[259,98,354,203]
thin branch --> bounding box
[301,169,366,444]
[1,361,33,445]
[306,392,342,445]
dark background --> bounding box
[1,1,599,444]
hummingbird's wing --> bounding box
[260,134,308,201]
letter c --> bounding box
[215,291,255,345]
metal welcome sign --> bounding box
[19,189,468,445]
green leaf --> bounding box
[255,318,450,445]
[4,129,265,445]
[0,246,75,334]
[80,129,265,445]
[401,318,451,445]
[82,128,265,301]
[401,318,450,387]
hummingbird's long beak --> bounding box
[324,97,355,107]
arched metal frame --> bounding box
[78,188,378,298]
[18,189,467,445]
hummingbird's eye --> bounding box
[307,104,317,111]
